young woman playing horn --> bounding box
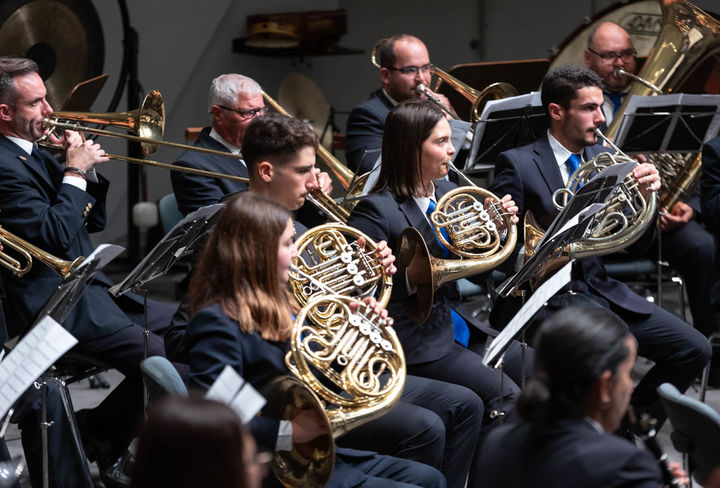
[184,192,444,488]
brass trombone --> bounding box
[0,226,83,278]
[371,38,518,122]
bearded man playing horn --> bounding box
[490,65,710,428]
[585,23,720,382]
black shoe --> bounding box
[75,409,119,472]
[100,454,133,488]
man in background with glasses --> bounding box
[345,34,454,173]
[584,22,720,384]
[171,74,265,216]
[583,21,638,126]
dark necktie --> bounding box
[425,198,470,347]
[31,146,52,181]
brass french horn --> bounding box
[290,224,393,309]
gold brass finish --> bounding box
[655,152,703,212]
[0,226,84,278]
[291,223,393,308]
[606,0,720,138]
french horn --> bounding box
[264,295,406,488]
[290,224,393,309]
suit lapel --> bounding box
[0,136,57,194]
[532,136,565,197]
[397,186,448,257]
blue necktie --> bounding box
[425,198,470,347]
[604,91,624,115]
[565,153,583,191]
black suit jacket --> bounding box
[0,135,133,341]
[345,89,393,174]
[701,136,720,306]
[171,127,248,216]
[491,136,654,315]
[478,418,662,488]
[348,180,470,364]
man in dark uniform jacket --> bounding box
[585,21,719,342]
[490,65,710,426]
[345,34,454,174]
[0,56,174,471]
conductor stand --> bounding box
[612,93,720,307]
[110,203,223,403]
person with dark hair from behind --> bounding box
[131,395,264,488]
[478,307,677,488]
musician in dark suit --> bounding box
[490,65,710,425]
[185,192,445,488]
[0,56,176,472]
[701,136,720,345]
[478,307,666,488]
[347,100,529,488]
[346,34,454,174]
[585,21,720,341]
[242,113,484,488]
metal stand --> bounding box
[37,381,53,488]
[489,356,506,425]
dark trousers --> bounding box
[656,220,720,337]
[616,301,711,425]
[338,375,483,488]
[334,452,446,488]
[80,298,176,459]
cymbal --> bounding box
[0,0,104,108]
[278,72,332,149]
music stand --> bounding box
[109,203,223,298]
[465,92,548,173]
[614,94,720,153]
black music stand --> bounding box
[613,94,720,153]
[486,162,637,370]
[109,203,223,298]
[464,92,548,173]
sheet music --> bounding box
[473,92,542,146]
[483,261,573,367]
[206,365,267,424]
[76,244,125,271]
[0,316,78,418]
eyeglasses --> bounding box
[385,63,433,75]
[216,105,267,119]
[587,47,637,62]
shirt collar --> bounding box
[6,136,34,156]
[547,130,583,169]
[413,181,437,220]
[381,88,400,107]
[584,416,606,434]
[209,128,242,155]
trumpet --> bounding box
[0,226,83,278]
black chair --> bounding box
[657,382,720,486]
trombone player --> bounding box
[0,56,179,477]
[346,34,455,174]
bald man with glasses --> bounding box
[345,34,454,173]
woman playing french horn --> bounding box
[347,100,530,454]
[184,192,444,488]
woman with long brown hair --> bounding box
[184,192,444,488]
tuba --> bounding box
[605,1,720,212]
[524,147,658,287]
[264,295,406,487]
[290,224,393,308]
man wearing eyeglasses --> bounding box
[585,22,720,382]
[583,22,638,126]
[171,74,265,216]
[345,34,454,173]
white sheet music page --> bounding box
[0,316,77,418]
[206,365,267,423]
[483,261,573,367]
